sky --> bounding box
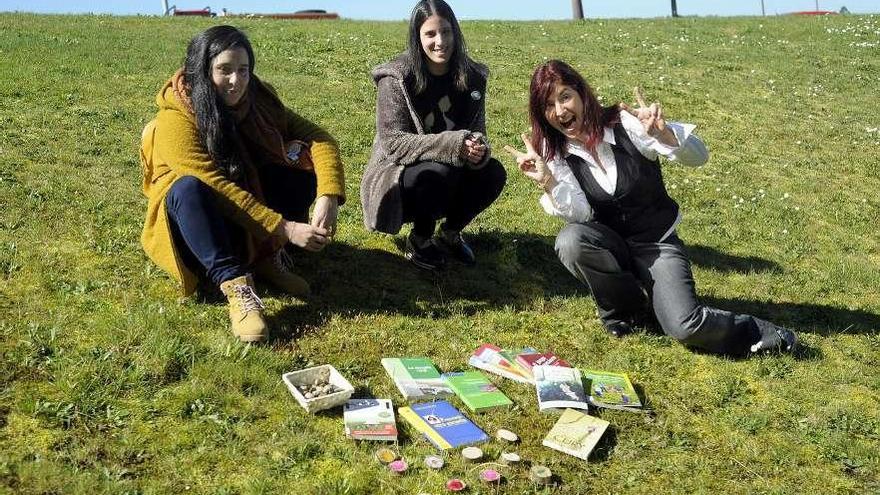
[1,0,876,19]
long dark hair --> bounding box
[528,60,618,161]
[183,25,255,180]
[406,0,483,94]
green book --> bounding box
[381,357,453,401]
[442,371,513,412]
[582,369,642,411]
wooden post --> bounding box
[572,0,584,19]
[760,0,765,16]
[671,0,679,17]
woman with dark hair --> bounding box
[361,0,507,270]
[140,26,345,342]
[505,60,797,356]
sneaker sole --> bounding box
[405,251,442,271]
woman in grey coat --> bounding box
[360,0,507,270]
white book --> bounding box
[534,365,589,412]
[542,408,609,461]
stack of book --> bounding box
[467,344,534,383]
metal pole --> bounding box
[671,0,679,17]
[571,0,584,19]
[760,0,765,15]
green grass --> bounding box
[1,12,879,494]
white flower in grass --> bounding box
[783,193,790,199]
[782,229,788,234]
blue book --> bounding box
[398,400,489,449]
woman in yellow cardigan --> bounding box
[140,26,345,342]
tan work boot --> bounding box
[254,248,310,297]
[219,274,268,343]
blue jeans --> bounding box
[165,167,316,287]
[555,221,772,355]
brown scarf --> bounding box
[170,68,301,171]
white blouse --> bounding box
[540,110,709,240]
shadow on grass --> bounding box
[701,296,880,336]
[267,229,581,339]
[686,244,782,274]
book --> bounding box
[343,398,398,441]
[542,408,610,461]
[516,351,571,371]
[468,344,533,384]
[398,400,489,449]
[582,369,643,411]
[533,365,589,411]
[381,357,453,401]
[441,371,513,412]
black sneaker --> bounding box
[604,321,634,338]
[434,230,476,266]
[750,327,798,354]
[405,233,446,270]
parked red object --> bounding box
[173,8,213,16]
[234,11,339,20]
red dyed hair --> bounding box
[528,60,619,161]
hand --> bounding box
[283,220,330,252]
[461,135,487,164]
[310,194,339,237]
[503,133,556,190]
[620,87,678,146]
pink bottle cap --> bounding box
[388,459,408,475]
[480,469,501,483]
[445,478,466,491]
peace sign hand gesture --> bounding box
[504,133,557,191]
[619,87,679,147]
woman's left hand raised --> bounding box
[311,195,339,240]
[620,87,679,147]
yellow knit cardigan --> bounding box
[140,78,345,295]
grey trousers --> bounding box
[555,221,773,355]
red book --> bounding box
[516,352,571,371]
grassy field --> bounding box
[1,12,879,494]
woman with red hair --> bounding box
[506,60,796,356]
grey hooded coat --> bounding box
[360,54,490,234]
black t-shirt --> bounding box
[411,72,469,134]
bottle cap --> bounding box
[530,465,552,484]
[461,446,483,462]
[445,478,467,492]
[375,447,397,464]
[496,428,519,443]
[424,455,445,470]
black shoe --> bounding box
[434,230,476,266]
[604,321,634,338]
[750,327,798,354]
[405,233,446,270]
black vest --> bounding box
[565,124,679,242]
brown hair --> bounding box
[528,60,618,161]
